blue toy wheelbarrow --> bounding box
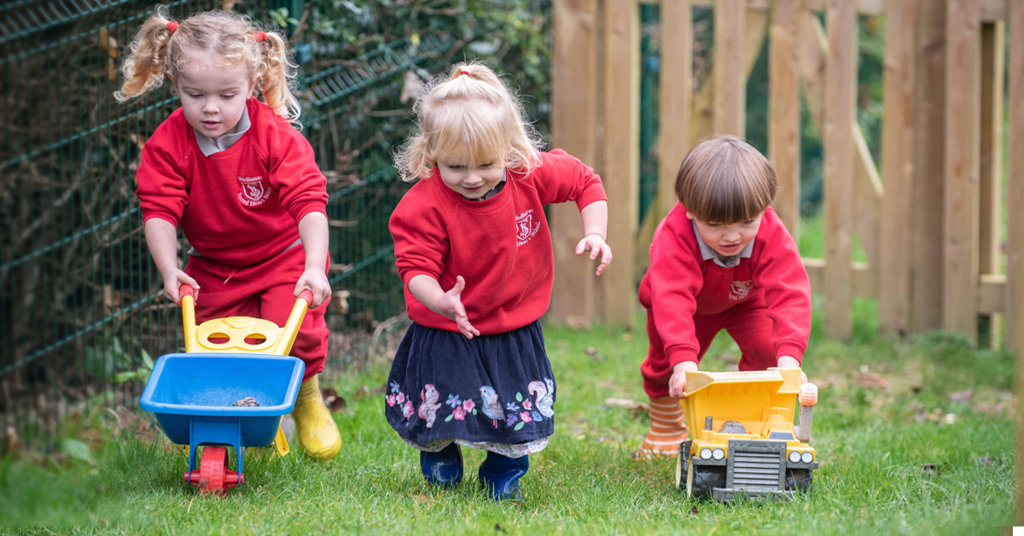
[139,286,312,494]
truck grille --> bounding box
[727,440,786,491]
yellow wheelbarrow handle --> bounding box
[177,285,315,458]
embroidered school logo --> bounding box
[730,280,753,300]
[515,209,541,246]
[237,176,271,207]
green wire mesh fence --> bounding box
[1,0,548,450]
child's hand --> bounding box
[575,234,613,276]
[440,276,480,339]
[777,355,809,384]
[668,361,699,398]
[295,268,331,308]
[162,270,199,303]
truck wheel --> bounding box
[675,441,692,491]
[785,468,813,493]
[688,464,726,500]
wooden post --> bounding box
[1007,2,1024,521]
[797,13,882,271]
[823,0,856,340]
[656,0,692,222]
[910,1,946,333]
[689,10,768,145]
[942,0,980,339]
[601,0,639,326]
[878,0,916,338]
[978,21,1004,348]
[1009,0,1024,363]
[714,0,746,136]
[769,0,801,236]
[550,0,600,326]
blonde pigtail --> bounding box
[394,136,432,182]
[114,13,176,101]
[258,30,301,125]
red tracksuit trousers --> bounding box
[641,297,777,398]
[185,243,330,381]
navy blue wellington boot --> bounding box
[420,443,463,487]
[478,451,529,501]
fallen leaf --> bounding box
[853,371,890,390]
[321,387,347,412]
[605,398,648,411]
[354,384,387,398]
[61,438,95,466]
[948,389,974,403]
[400,70,425,104]
[565,316,591,330]
[330,289,351,315]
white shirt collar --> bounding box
[194,105,251,156]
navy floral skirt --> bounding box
[385,321,556,456]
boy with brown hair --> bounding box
[636,135,811,456]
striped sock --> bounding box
[638,396,689,456]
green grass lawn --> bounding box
[0,309,1016,535]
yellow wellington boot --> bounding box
[291,375,341,461]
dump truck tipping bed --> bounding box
[682,368,802,435]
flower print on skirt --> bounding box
[385,320,556,456]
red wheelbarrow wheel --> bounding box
[184,446,243,495]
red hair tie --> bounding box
[255,31,267,42]
[166,20,179,33]
[460,70,470,76]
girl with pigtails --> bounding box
[385,62,613,501]
[115,8,340,461]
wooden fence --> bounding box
[548,0,1024,363]
[549,0,1024,521]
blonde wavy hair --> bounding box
[675,135,777,223]
[394,62,544,182]
[114,7,301,124]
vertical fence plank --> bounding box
[978,20,1004,347]
[690,9,768,144]
[910,1,947,332]
[1008,2,1024,522]
[656,0,692,224]
[601,0,639,326]
[769,0,801,236]
[797,13,881,271]
[878,0,916,337]
[943,0,980,339]
[1009,0,1024,361]
[823,0,856,340]
[550,0,599,326]
[713,0,745,136]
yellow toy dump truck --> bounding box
[676,367,818,501]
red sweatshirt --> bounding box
[390,149,607,334]
[136,99,327,266]
[639,204,811,368]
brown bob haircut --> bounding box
[674,135,777,223]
